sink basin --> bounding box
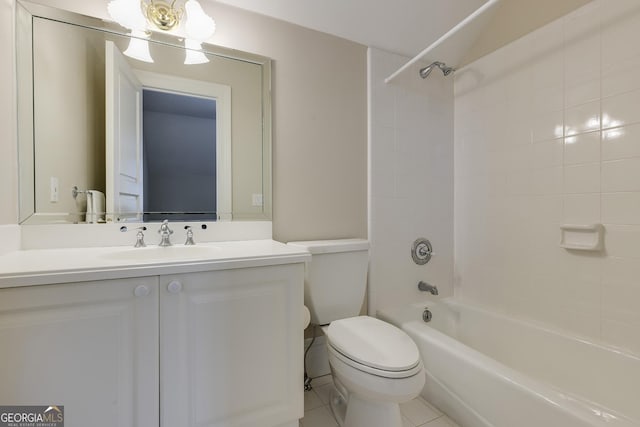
[104,245,222,262]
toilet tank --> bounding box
[287,239,369,325]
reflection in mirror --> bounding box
[16,1,272,224]
[142,89,218,222]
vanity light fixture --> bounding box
[107,0,216,64]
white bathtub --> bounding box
[378,299,640,427]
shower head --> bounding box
[419,61,455,79]
[419,64,434,78]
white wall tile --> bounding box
[564,31,600,108]
[602,63,640,99]
[563,163,600,194]
[602,123,640,160]
[531,167,563,196]
[563,194,600,223]
[601,1,640,97]
[565,78,600,109]
[602,193,640,225]
[602,158,640,192]
[564,101,600,136]
[602,257,640,324]
[454,0,640,351]
[532,139,563,169]
[563,131,600,165]
[604,225,640,258]
[602,89,640,129]
[532,110,564,142]
[368,47,453,314]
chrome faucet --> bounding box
[158,220,173,246]
[418,281,439,295]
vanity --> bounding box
[0,238,309,427]
[5,0,307,424]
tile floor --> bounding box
[300,375,460,427]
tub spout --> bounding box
[418,281,438,295]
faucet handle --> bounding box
[134,226,147,248]
[184,226,195,246]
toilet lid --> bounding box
[327,316,420,372]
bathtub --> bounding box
[378,299,640,427]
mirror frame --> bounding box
[16,0,272,224]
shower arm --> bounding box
[419,61,455,79]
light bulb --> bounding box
[124,30,154,63]
[107,0,147,31]
[185,0,216,41]
[184,39,209,64]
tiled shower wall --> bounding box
[454,0,640,354]
[368,47,454,315]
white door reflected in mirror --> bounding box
[105,41,231,222]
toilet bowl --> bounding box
[323,316,425,427]
[287,239,425,427]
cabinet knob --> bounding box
[134,285,150,297]
[167,281,183,294]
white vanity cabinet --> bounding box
[0,276,160,427]
[160,264,303,427]
[0,260,305,427]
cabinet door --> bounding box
[0,278,159,427]
[160,264,304,427]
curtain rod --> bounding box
[385,0,501,84]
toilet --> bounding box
[288,239,425,427]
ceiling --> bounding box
[211,0,592,68]
[211,0,487,58]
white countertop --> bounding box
[0,240,310,288]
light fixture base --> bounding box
[145,0,183,31]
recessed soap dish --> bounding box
[559,224,604,251]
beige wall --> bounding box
[462,0,591,66]
[209,4,368,242]
[2,0,368,242]
[32,18,105,218]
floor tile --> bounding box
[314,382,335,405]
[301,374,453,427]
[417,397,442,417]
[304,389,324,411]
[400,397,441,426]
[402,415,415,427]
[419,415,460,427]
[301,406,338,427]
[310,374,334,387]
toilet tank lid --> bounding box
[287,239,369,254]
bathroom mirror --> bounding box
[16,1,272,224]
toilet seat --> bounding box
[326,316,422,378]
[327,344,423,379]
